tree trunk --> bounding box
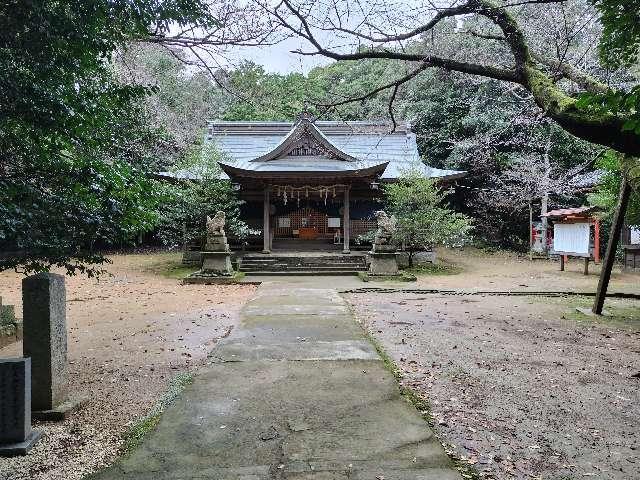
[540,136,551,253]
[592,177,631,314]
[529,199,533,260]
[541,193,549,253]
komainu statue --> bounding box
[373,210,397,246]
[206,211,226,236]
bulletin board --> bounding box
[553,223,590,257]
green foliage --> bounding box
[577,86,640,135]
[578,2,640,140]
[154,144,250,248]
[384,173,472,266]
[222,62,326,121]
[308,56,405,119]
[1,155,159,276]
[591,0,640,69]
[0,0,214,275]
[588,151,640,224]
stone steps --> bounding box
[240,270,362,276]
[241,262,366,268]
[239,255,367,274]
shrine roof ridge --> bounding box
[206,120,413,136]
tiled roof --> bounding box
[541,206,597,218]
[207,120,465,180]
[158,120,466,181]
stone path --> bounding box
[90,284,461,480]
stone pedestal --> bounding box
[201,251,234,276]
[200,234,233,276]
[368,251,400,276]
[205,233,229,253]
[0,358,42,456]
[22,273,80,420]
[184,233,235,282]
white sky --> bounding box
[226,38,334,74]
[188,0,455,75]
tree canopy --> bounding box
[237,0,640,157]
[384,173,473,267]
[153,144,251,249]
[0,0,214,275]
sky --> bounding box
[186,0,453,75]
[226,37,334,74]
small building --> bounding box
[159,115,465,254]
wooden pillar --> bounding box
[594,219,601,264]
[593,178,631,314]
[262,186,270,254]
[560,255,565,271]
[343,187,350,254]
[584,257,589,276]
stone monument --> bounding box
[0,358,42,456]
[22,273,79,420]
[368,210,400,276]
[199,211,233,276]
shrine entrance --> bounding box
[274,206,341,240]
[268,184,349,251]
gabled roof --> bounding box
[219,159,389,179]
[249,118,359,163]
[157,120,466,181]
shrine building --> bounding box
[160,115,465,254]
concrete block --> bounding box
[0,358,42,456]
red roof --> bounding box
[541,206,596,218]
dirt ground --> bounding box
[0,252,256,480]
[346,249,640,479]
[418,248,639,293]
[1,248,638,480]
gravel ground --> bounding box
[0,253,256,480]
[417,248,639,294]
[346,292,640,479]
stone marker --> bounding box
[22,272,79,420]
[0,358,42,456]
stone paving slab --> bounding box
[88,285,461,480]
[212,340,378,362]
[242,304,350,316]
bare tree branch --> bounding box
[257,0,639,156]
